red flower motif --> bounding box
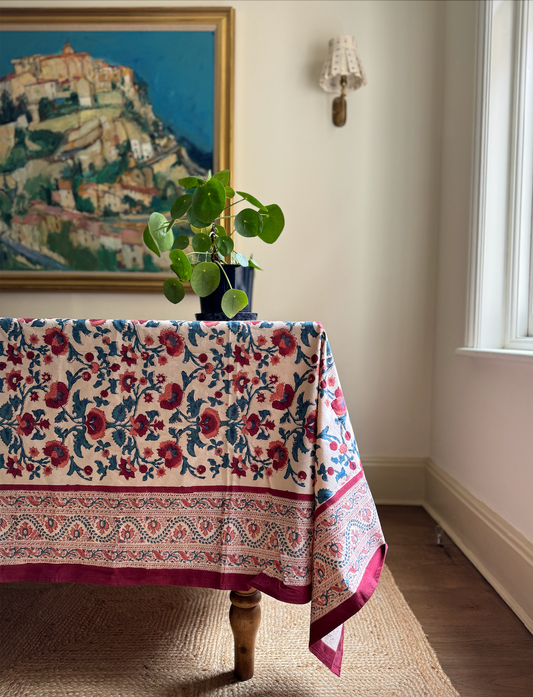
[29,447,39,458]
[289,530,302,549]
[305,410,317,442]
[200,520,213,536]
[159,382,183,410]
[271,328,296,357]
[120,344,138,365]
[159,329,184,357]
[145,336,154,346]
[157,440,183,469]
[331,387,346,416]
[232,371,250,394]
[242,413,261,437]
[7,344,23,365]
[85,408,107,440]
[119,371,137,393]
[130,413,149,437]
[119,457,136,480]
[43,440,70,468]
[6,457,23,478]
[267,440,289,471]
[16,412,35,436]
[45,381,69,409]
[6,369,23,391]
[43,327,69,356]
[270,382,294,411]
[146,519,161,535]
[233,345,250,366]
[198,407,220,438]
[248,522,260,538]
[231,457,247,478]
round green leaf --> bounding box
[234,208,262,238]
[258,204,285,244]
[215,235,234,257]
[163,277,185,304]
[221,289,249,319]
[248,257,262,270]
[192,233,212,253]
[178,176,205,189]
[232,252,249,267]
[214,224,226,236]
[143,224,160,257]
[236,190,268,212]
[172,234,190,250]
[169,248,192,281]
[213,169,230,186]
[170,193,192,219]
[191,177,226,225]
[190,261,221,297]
[149,212,173,252]
[225,186,235,199]
[187,206,211,230]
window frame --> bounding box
[466,0,533,354]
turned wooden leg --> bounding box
[229,588,262,681]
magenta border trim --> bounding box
[308,543,387,675]
[0,483,314,501]
[309,625,345,677]
[0,562,312,601]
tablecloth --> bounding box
[0,318,386,675]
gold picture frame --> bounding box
[0,7,234,293]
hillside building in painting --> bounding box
[0,41,206,273]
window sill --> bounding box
[456,348,533,364]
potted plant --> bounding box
[143,170,285,319]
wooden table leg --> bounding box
[229,588,262,681]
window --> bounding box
[465,0,533,355]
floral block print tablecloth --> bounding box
[0,318,386,675]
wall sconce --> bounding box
[319,36,367,127]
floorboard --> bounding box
[377,505,533,697]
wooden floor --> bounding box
[378,505,533,697]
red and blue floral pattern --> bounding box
[0,318,386,675]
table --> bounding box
[0,318,386,679]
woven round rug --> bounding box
[0,565,460,697]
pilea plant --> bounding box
[143,169,285,318]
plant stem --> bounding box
[223,198,245,211]
[217,261,233,290]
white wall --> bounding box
[0,0,444,461]
[432,0,533,542]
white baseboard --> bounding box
[362,456,533,634]
[362,456,426,505]
[425,459,533,634]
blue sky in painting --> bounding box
[0,30,214,154]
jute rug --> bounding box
[0,565,460,697]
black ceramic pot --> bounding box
[195,264,257,321]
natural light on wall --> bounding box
[459,0,533,358]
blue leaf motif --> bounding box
[0,402,12,420]
[112,429,126,447]
[112,404,126,421]
[0,428,12,446]
[226,404,240,421]
[317,488,333,505]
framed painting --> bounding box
[0,7,234,292]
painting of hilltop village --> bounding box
[0,9,233,290]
